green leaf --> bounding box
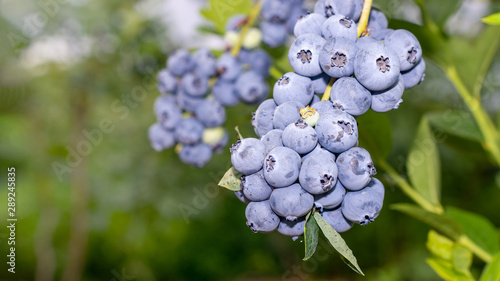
[452,244,473,275]
[218,167,242,191]
[427,230,454,261]
[303,210,319,261]
[201,0,253,34]
[482,13,500,26]
[479,251,500,281]
[313,212,364,275]
[391,203,462,240]
[427,111,483,143]
[427,258,475,281]
[446,207,499,256]
[420,0,464,28]
[407,117,441,207]
[357,110,392,160]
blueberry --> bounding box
[252,99,277,137]
[354,41,401,91]
[270,183,314,221]
[277,216,306,239]
[311,73,331,94]
[299,151,338,194]
[235,190,251,204]
[355,36,380,50]
[367,9,388,32]
[402,58,426,89]
[273,101,303,130]
[288,34,326,77]
[235,71,269,104]
[371,28,394,41]
[384,29,422,71]
[319,37,358,78]
[175,88,205,113]
[321,207,353,232]
[174,117,204,145]
[261,0,292,22]
[263,147,301,188]
[286,6,308,34]
[260,129,284,155]
[315,110,358,153]
[321,15,357,42]
[249,49,272,77]
[181,72,209,97]
[341,177,385,225]
[294,13,326,37]
[309,94,321,106]
[148,123,175,151]
[301,145,335,163]
[314,180,346,210]
[314,0,363,21]
[216,53,241,81]
[311,100,335,116]
[273,72,314,106]
[195,99,226,127]
[282,119,318,155]
[154,95,182,130]
[213,80,240,106]
[336,147,376,190]
[260,21,289,48]
[167,49,193,76]
[157,69,177,94]
[241,170,273,201]
[179,143,213,167]
[192,48,217,77]
[226,14,246,32]
[330,77,372,116]
[371,74,405,113]
[230,138,266,175]
[245,200,280,233]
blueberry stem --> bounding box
[356,0,373,37]
[230,0,264,57]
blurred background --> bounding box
[1,0,500,280]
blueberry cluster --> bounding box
[229,1,425,238]
[149,47,272,167]
[258,0,307,47]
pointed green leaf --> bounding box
[452,244,473,275]
[357,110,392,160]
[201,0,253,34]
[218,167,242,191]
[427,230,454,261]
[427,111,483,143]
[427,258,475,281]
[407,117,441,207]
[391,203,462,240]
[303,211,319,261]
[446,207,499,256]
[479,251,500,281]
[313,212,364,275]
[482,13,500,26]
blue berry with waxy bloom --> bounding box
[355,36,380,50]
[282,119,318,155]
[245,200,280,233]
[384,29,422,71]
[294,13,326,37]
[273,72,314,106]
[288,34,326,77]
[230,138,266,175]
[309,95,321,106]
[252,99,277,137]
[402,58,426,89]
[330,77,372,116]
[195,99,226,128]
[336,147,376,191]
[260,21,289,48]
[301,145,335,163]
[235,190,251,204]
[278,216,306,239]
[212,80,239,106]
[235,71,269,104]
[249,49,272,77]
[321,14,357,42]
[311,100,335,116]
[263,146,301,188]
[191,48,217,77]
[216,53,241,81]
[299,151,338,195]
[341,177,385,225]
[311,73,330,94]
[287,5,308,33]
[260,129,283,155]
[322,206,354,232]
[270,183,314,221]
[272,101,303,130]
[315,110,358,153]
[148,123,175,151]
[371,74,405,113]
[319,37,358,78]
[181,72,209,97]
[174,117,204,145]
[241,170,273,202]
[157,69,177,94]
[314,0,363,21]
[371,28,393,41]
[179,143,213,168]
[367,8,388,31]
[167,49,193,76]
[314,180,346,210]
[154,95,182,130]
[354,42,401,91]
[261,0,292,22]
[175,88,205,113]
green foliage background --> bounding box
[0,0,500,280]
